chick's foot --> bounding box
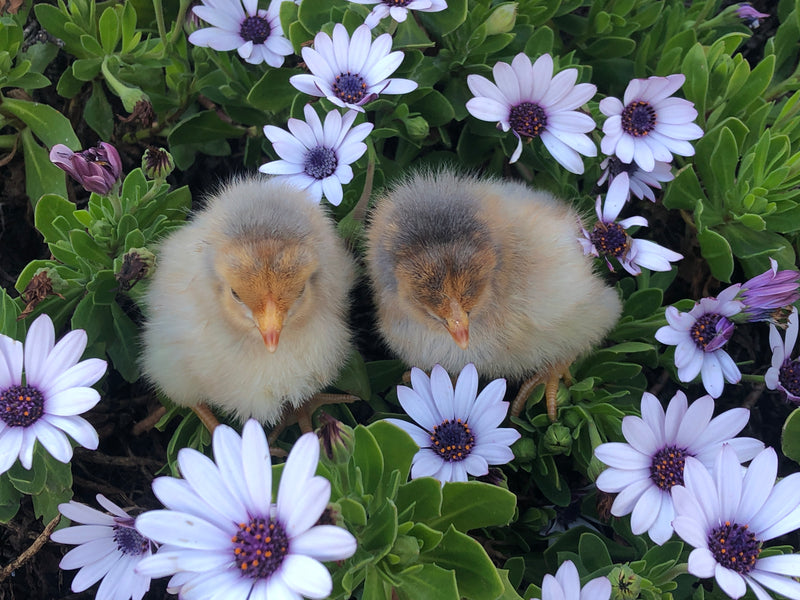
[510,363,573,421]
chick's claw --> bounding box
[510,363,573,420]
[267,393,359,445]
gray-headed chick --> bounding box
[366,170,621,418]
[141,177,355,427]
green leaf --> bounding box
[247,68,302,112]
[70,229,111,266]
[167,111,245,145]
[98,6,120,53]
[57,67,84,98]
[0,474,22,522]
[34,193,83,243]
[726,54,774,116]
[418,0,467,36]
[584,36,636,58]
[72,56,102,81]
[662,165,703,210]
[394,16,435,49]
[411,90,454,127]
[361,499,398,553]
[421,526,503,600]
[396,477,443,522]
[7,455,48,495]
[783,408,800,465]
[697,228,733,282]
[333,350,371,399]
[353,425,384,492]
[578,532,613,571]
[427,481,516,531]
[369,421,416,483]
[407,522,444,553]
[20,127,68,206]
[0,287,22,339]
[395,563,459,600]
[84,80,113,140]
[3,97,80,149]
[108,300,141,382]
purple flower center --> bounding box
[240,15,270,44]
[621,101,656,137]
[707,521,761,575]
[384,0,411,5]
[81,147,118,176]
[508,102,548,138]
[590,222,630,259]
[430,418,475,462]
[232,517,289,580]
[690,313,733,352]
[333,72,367,104]
[779,360,800,398]
[303,146,337,180]
[649,445,690,491]
[113,523,150,556]
[0,385,44,428]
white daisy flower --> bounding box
[655,286,744,398]
[135,422,357,599]
[188,0,293,67]
[289,23,418,111]
[594,391,763,545]
[599,74,703,172]
[597,156,674,202]
[465,53,597,172]
[260,104,373,205]
[385,363,521,485]
[766,307,800,403]
[672,445,800,600]
[0,314,107,475]
[350,0,447,29]
[51,494,155,600]
[579,173,683,276]
[531,560,611,600]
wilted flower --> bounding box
[50,142,122,195]
[260,104,373,205]
[115,248,156,292]
[766,307,800,403]
[466,53,597,171]
[579,173,683,275]
[135,422,356,599]
[531,560,611,600]
[188,0,293,66]
[141,147,175,180]
[18,268,66,320]
[672,445,800,600]
[655,286,743,398]
[598,156,674,202]
[51,494,155,600]
[594,391,763,544]
[350,0,447,29]
[385,363,521,485]
[737,4,769,28]
[0,314,107,475]
[733,258,800,323]
[599,74,703,172]
[290,23,417,111]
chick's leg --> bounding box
[510,363,573,421]
[267,393,359,444]
[192,402,221,433]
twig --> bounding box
[0,514,61,582]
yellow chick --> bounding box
[366,170,622,419]
[141,177,355,428]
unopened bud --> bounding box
[484,3,517,35]
[318,413,355,464]
[609,565,640,600]
[543,423,572,455]
[404,116,429,140]
[142,147,175,180]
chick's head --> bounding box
[214,236,318,352]
[394,231,497,350]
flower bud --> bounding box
[543,423,572,455]
[50,142,122,195]
[609,565,641,600]
[116,248,156,291]
[142,147,175,180]
[484,3,517,35]
[403,116,429,141]
[318,413,355,464]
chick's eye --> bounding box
[230,288,242,303]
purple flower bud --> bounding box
[737,258,800,323]
[50,142,123,195]
[736,4,769,28]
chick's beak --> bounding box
[255,300,284,353]
[445,299,469,350]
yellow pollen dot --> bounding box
[265,550,272,557]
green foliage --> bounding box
[325,421,516,599]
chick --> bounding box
[141,177,355,429]
[366,170,621,419]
